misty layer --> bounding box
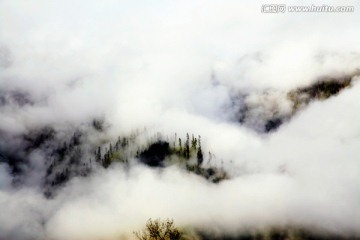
[1,75,359,240]
[1,73,355,195]
[232,72,358,133]
[0,120,227,198]
[1,0,360,240]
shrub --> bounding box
[134,219,182,240]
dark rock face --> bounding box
[298,78,352,99]
[140,141,170,167]
[0,150,24,175]
[265,118,283,133]
[23,127,55,151]
[233,73,357,134]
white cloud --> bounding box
[0,0,360,239]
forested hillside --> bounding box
[1,1,360,240]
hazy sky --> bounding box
[0,1,360,240]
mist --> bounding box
[1,0,360,240]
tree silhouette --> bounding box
[197,135,203,166]
[185,133,190,159]
[134,219,182,240]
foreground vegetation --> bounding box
[134,219,360,240]
[134,219,182,240]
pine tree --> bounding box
[116,137,121,150]
[109,143,113,155]
[174,133,177,149]
[197,135,203,165]
[185,133,190,159]
[191,135,197,151]
[197,147,203,166]
[96,146,101,163]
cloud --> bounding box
[0,0,360,239]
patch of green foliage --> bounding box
[288,76,353,112]
[94,133,229,183]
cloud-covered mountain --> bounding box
[0,1,360,240]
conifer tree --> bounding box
[109,143,113,155]
[185,133,190,159]
[197,135,203,165]
[96,146,101,163]
[197,147,203,166]
[174,133,177,149]
[191,135,197,151]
